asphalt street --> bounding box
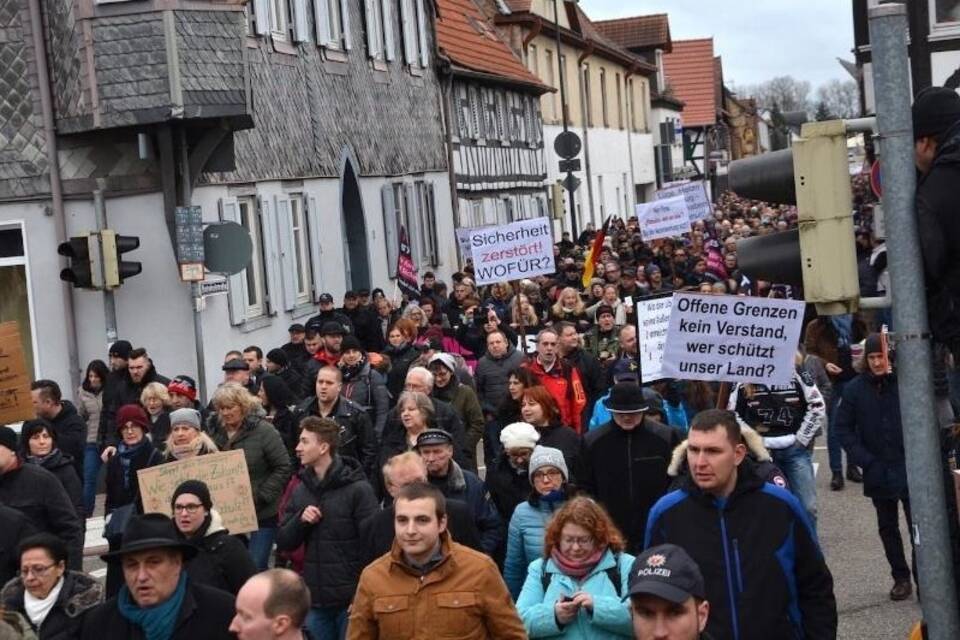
[82,446,923,639]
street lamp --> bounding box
[552,0,578,238]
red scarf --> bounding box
[550,546,606,580]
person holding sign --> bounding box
[726,366,825,528]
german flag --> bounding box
[581,217,611,288]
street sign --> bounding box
[174,206,205,264]
[561,174,582,192]
[870,160,882,199]
[558,158,581,173]
[203,221,253,275]
[554,131,582,159]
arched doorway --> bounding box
[340,159,370,290]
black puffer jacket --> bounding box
[295,396,379,480]
[98,366,170,448]
[382,342,419,401]
[0,504,36,586]
[181,510,257,595]
[474,347,526,414]
[2,571,103,640]
[486,454,532,521]
[27,450,84,519]
[276,456,378,608]
[0,462,83,570]
[50,401,86,480]
[104,439,164,514]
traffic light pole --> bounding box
[552,0,577,238]
[179,128,208,406]
[93,182,118,345]
[869,5,960,637]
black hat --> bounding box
[344,290,358,299]
[222,358,250,372]
[0,425,18,453]
[605,381,648,413]
[109,340,133,360]
[596,304,615,319]
[341,335,363,353]
[320,321,345,336]
[913,86,960,141]
[101,513,197,562]
[415,429,454,448]
[357,289,371,297]
[266,348,288,367]
[288,323,306,334]
[318,293,334,304]
[864,333,884,356]
[172,479,213,511]
[627,544,706,604]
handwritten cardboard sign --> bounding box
[0,322,33,424]
[138,450,258,534]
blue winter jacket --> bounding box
[504,498,564,599]
[516,548,634,639]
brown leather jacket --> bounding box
[346,532,525,640]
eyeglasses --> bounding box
[120,424,141,432]
[532,469,563,482]
[560,535,595,548]
[20,564,56,578]
[173,503,204,514]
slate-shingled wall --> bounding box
[201,0,447,183]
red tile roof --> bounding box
[436,0,548,91]
[592,14,670,52]
[662,38,717,127]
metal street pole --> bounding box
[93,180,118,346]
[552,0,577,238]
[178,128,207,405]
[869,5,960,637]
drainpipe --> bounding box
[625,66,638,207]
[29,0,81,389]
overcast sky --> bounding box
[580,0,856,91]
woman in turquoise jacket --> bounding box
[504,444,573,598]
[517,496,634,639]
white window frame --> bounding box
[289,194,313,305]
[366,0,384,60]
[528,44,539,76]
[615,72,623,129]
[238,196,268,318]
[0,222,39,377]
[600,67,608,127]
[544,49,556,121]
[930,0,960,39]
[269,0,289,42]
[414,0,429,67]
[414,181,439,267]
[316,0,350,50]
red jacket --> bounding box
[524,358,587,433]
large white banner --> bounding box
[467,218,555,286]
[661,293,805,385]
[636,295,674,383]
[655,180,712,222]
[636,196,692,242]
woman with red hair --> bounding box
[520,386,581,480]
[516,496,633,638]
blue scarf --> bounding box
[118,440,147,490]
[540,489,566,506]
[117,571,187,640]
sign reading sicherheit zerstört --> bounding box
[468,218,555,286]
[661,293,805,385]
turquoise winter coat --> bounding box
[504,498,563,599]
[516,548,634,639]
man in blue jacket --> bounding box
[833,333,915,601]
[645,409,836,640]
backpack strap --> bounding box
[540,563,552,594]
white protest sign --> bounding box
[636,196,692,242]
[655,180,712,222]
[636,295,674,383]
[661,293,805,385]
[468,218,555,286]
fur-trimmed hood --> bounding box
[1,570,103,619]
[667,425,771,476]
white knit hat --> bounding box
[528,445,569,482]
[499,422,540,450]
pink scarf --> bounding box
[550,546,606,580]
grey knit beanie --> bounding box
[528,445,569,482]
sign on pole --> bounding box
[655,180,712,221]
[137,450,258,534]
[636,196,692,242]
[661,293,805,385]
[635,295,674,383]
[467,218,555,286]
[0,322,32,424]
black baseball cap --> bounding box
[222,358,250,372]
[318,293,334,304]
[627,544,706,604]
[320,321,345,336]
[415,429,454,448]
[288,323,305,333]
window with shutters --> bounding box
[269,0,288,41]
[400,0,429,69]
[600,67,608,127]
[414,181,439,267]
[239,197,268,318]
[544,49,556,121]
[315,0,348,50]
[366,0,394,62]
[583,64,593,127]
[483,89,497,143]
[290,195,313,305]
[457,84,472,139]
[469,86,483,140]
[615,72,623,129]
[528,45,538,75]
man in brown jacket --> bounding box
[346,482,525,639]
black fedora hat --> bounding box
[605,382,649,414]
[101,513,197,562]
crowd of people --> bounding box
[3,145,955,640]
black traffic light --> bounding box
[57,235,99,289]
[101,230,142,288]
